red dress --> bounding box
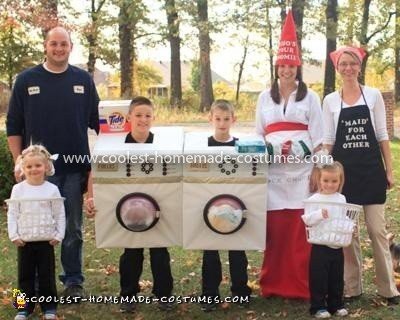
[260,209,311,299]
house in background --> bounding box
[74,64,109,86]
[145,61,233,98]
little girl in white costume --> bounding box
[7,145,65,320]
[302,161,352,318]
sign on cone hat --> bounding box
[276,10,301,66]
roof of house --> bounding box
[145,60,233,87]
[74,64,109,86]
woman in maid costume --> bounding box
[255,10,323,299]
[323,45,400,304]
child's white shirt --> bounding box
[7,180,66,242]
[302,192,346,226]
[302,192,348,248]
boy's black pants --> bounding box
[202,250,251,298]
[119,247,173,299]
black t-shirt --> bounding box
[208,135,238,146]
[125,131,154,143]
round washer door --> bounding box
[203,194,247,235]
[116,193,160,232]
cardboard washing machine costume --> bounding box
[182,132,268,250]
[92,100,183,248]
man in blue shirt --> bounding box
[7,26,99,299]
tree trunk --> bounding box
[235,35,249,104]
[119,0,133,98]
[323,0,338,97]
[292,0,305,51]
[165,0,182,108]
[395,0,400,102]
[277,0,286,25]
[87,0,106,77]
[197,0,214,112]
[359,0,371,84]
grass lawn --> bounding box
[1,141,400,319]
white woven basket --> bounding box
[303,200,362,247]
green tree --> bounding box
[339,0,395,84]
[82,0,119,76]
[0,15,41,88]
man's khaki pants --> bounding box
[344,204,399,298]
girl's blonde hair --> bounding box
[16,145,55,177]
[317,161,345,193]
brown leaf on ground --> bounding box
[273,310,288,317]
[185,260,194,267]
[362,257,374,271]
[221,302,230,309]
[177,303,189,315]
[221,275,229,285]
[248,280,260,291]
[2,246,8,254]
[1,296,12,305]
[248,266,260,277]
[139,280,153,290]
[246,310,257,319]
[349,308,363,318]
[102,264,117,275]
[180,277,190,284]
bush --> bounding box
[0,131,14,203]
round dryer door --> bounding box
[203,194,247,235]
[116,193,160,232]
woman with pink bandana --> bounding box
[323,46,400,304]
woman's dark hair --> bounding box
[270,65,308,104]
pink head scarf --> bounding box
[329,46,366,69]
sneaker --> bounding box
[62,285,84,299]
[387,296,400,305]
[314,309,331,318]
[119,301,136,313]
[158,301,174,311]
[14,312,28,320]
[334,308,348,317]
[200,302,217,312]
[44,312,57,320]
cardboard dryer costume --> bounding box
[93,100,183,248]
[182,132,268,250]
[256,10,324,299]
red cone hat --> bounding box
[276,10,301,66]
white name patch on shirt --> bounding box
[73,85,84,94]
[28,86,40,95]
